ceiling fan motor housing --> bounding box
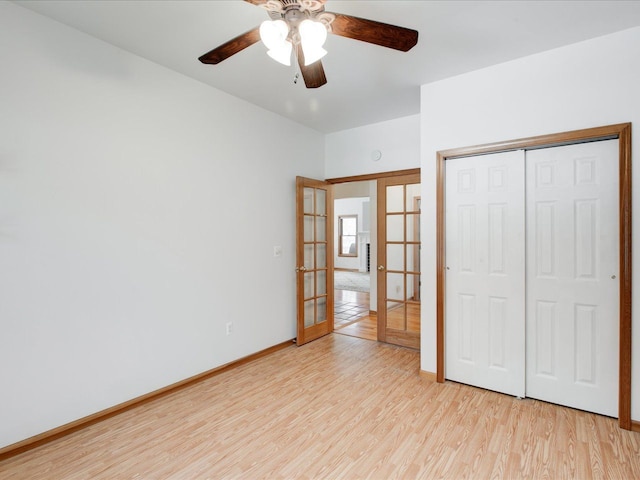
[265,0,324,19]
[264,0,333,45]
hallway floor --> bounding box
[334,289,376,341]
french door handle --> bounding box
[378,265,385,271]
[296,266,307,273]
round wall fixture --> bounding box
[371,149,382,161]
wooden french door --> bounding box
[296,177,334,345]
[377,173,421,349]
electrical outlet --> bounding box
[226,322,233,335]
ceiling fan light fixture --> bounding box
[299,19,328,66]
[260,19,289,50]
[267,41,293,66]
[302,44,327,66]
[260,19,292,66]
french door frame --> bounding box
[436,123,632,430]
[327,168,421,346]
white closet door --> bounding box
[445,150,526,397]
[525,140,619,417]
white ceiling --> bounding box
[14,0,640,133]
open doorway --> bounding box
[332,181,377,341]
[296,169,420,348]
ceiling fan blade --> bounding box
[296,43,327,88]
[199,27,261,64]
[328,13,418,52]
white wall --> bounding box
[325,114,420,179]
[326,119,419,312]
[0,3,324,449]
[421,27,640,421]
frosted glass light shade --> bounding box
[267,41,293,66]
[260,20,289,50]
[260,20,292,66]
[302,44,327,66]
[299,19,328,66]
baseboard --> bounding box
[632,420,640,433]
[419,370,437,382]
[0,339,295,462]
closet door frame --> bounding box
[436,123,632,430]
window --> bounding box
[338,215,357,257]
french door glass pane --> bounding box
[406,245,419,273]
[304,300,315,327]
[316,244,326,268]
[303,188,314,214]
[386,215,404,242]
[387,272,404,301]
[317,271,327,295]
[407,302,420,332]
[407,274,421,301]
[386,302,406,330]
[316,216,326,242]
[304,215,314,242]
[387,243,404,271]
[387,185,404,212]
[317,297,327,323]
[304,244,314,269]
[406,184,420,210]
[315,189,326,215]
[304,272,315,299]
[406,214,420,242]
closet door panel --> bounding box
[525,140,619,417]
[445,150,526,397]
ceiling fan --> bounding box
[198,0,419,88]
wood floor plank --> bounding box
[1,334,639,479]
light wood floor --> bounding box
[334,289,377,341]
[334,289,420,341]
[334,289,371,328]
[1,334,639,479]
[336,313,377,341]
